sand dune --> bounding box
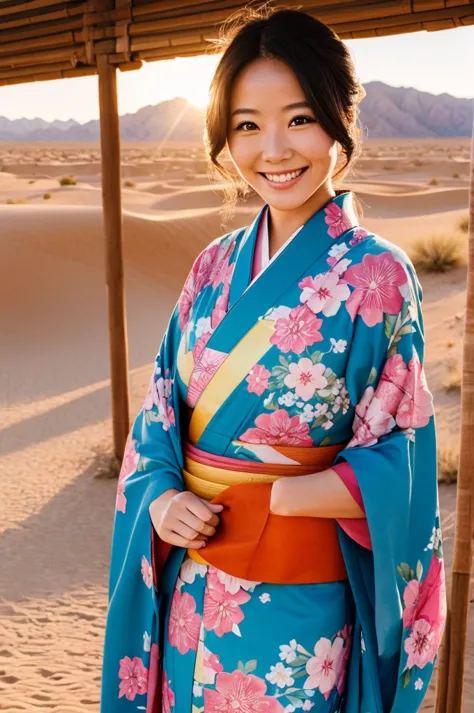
[0,139,472,712]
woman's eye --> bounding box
[290,115,316,126]
[235,121,258,131]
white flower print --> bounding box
[285,706,296,713]
[214,569,260,594]
[333,257,352,276]
[302,701,315,711]
[193,682,203,697]
[279,640,298,663]
[414,678,424,691]
[259,593,271,604]
[278,391,298,407]
[195,316,212,338]
[266,662,295,688]
[330,338,347,354]
[143,631,151,652]
[404,427,416,442]
[267,305,292,321]
[426,527,442,552]
[322,413,334,430]
[314,403,329,418]
[264,392,276,409]
[179,558,207,585]
[328,242,349,261]
[300,404,315,424]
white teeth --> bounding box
[263,168,305,183]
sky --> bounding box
[0,25,473,124]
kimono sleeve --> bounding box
[100,297,186,712]
[333,253,446,712]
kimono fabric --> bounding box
[100,191,446,713]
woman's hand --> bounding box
[149,489,224,549]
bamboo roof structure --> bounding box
[0,1,473,87]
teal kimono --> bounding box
[100,191,446,713]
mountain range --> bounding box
[1,82,472,141]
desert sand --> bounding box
[0,138,472,711]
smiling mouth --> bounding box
[258,167,309,184]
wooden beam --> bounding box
[435,115,474,713]
[97,52,130,460]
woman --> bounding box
[100,8,446,713]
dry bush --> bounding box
[6,197,30,204]
[58,175,77,186]
[438,448,458,484]
[457,214,469,233]
[428,177,439,186]
[413,159,424,167]
[124,180,136,188]
[443,359,462,393]
[446,340,455,349]
[410,234,466,273]
[28,179,35,184]
[43,193,52,200]
[452,172,461,179]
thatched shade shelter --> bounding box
[0,3,472,712]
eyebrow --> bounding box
[231,101,311,117]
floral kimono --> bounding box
[100,191,446,713]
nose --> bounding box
[261,126,292,163]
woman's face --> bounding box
[227,57,338,212]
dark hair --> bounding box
[204,5,365,221]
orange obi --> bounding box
[182,441,348,585]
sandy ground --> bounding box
[0,138,472,712]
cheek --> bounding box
[227,136,258,174]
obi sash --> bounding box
[182,440,348,585]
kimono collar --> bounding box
[229,191,359,308]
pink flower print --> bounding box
[146,644,159,713]
[162,670,176,713]
[168,589,200,654]
[203,576,251,637]
[403,555,446,632]
[205,670,284,713]
[116,437,140,513]
[349,386,395,447]
[187,347,227,408]
[344,252,408,327]
[193,331,212,362]
[304,636,344,699]
[326,242,349,267]
[270,304,323,354]
[396,352,434,429]
[246,363,271,396]
[118,655,148,701]
[178,243,225,329]
[325,202,353,239]
[284,358,328,402]
[141,556,153,589]
[377,353,408,415]
[179,278,194,330]
[404,618,437,670]
[239,409,314,447]
[203,647,224,684]
[349,227,370,246]
[299,272,350,318]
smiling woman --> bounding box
[100,7,445,713]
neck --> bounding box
[267,183,336,258]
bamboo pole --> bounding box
[435,117,474,713]
[97,53,130,461]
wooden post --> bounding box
[435,117,474,713]
[97,53,130,460]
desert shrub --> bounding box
[383,165,394,170]
[124,180,136,188]
[410,234,465,273]
[457,214,469,233]
[438,448,458,484]
[28,179,35,184]
[6,197,30,204]
[443,360,462,393]
[428,177,439,186]
[413,159,423,167]
[59,175,77,186]
[43,193,52,200]
[452,172,460,179]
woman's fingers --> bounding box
[185,495,221,527]
[180,511,216,537]
[173,520,203,542]
[161,528,206,549]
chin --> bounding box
[263,191,314,212]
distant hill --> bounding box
[1,82,472,141]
